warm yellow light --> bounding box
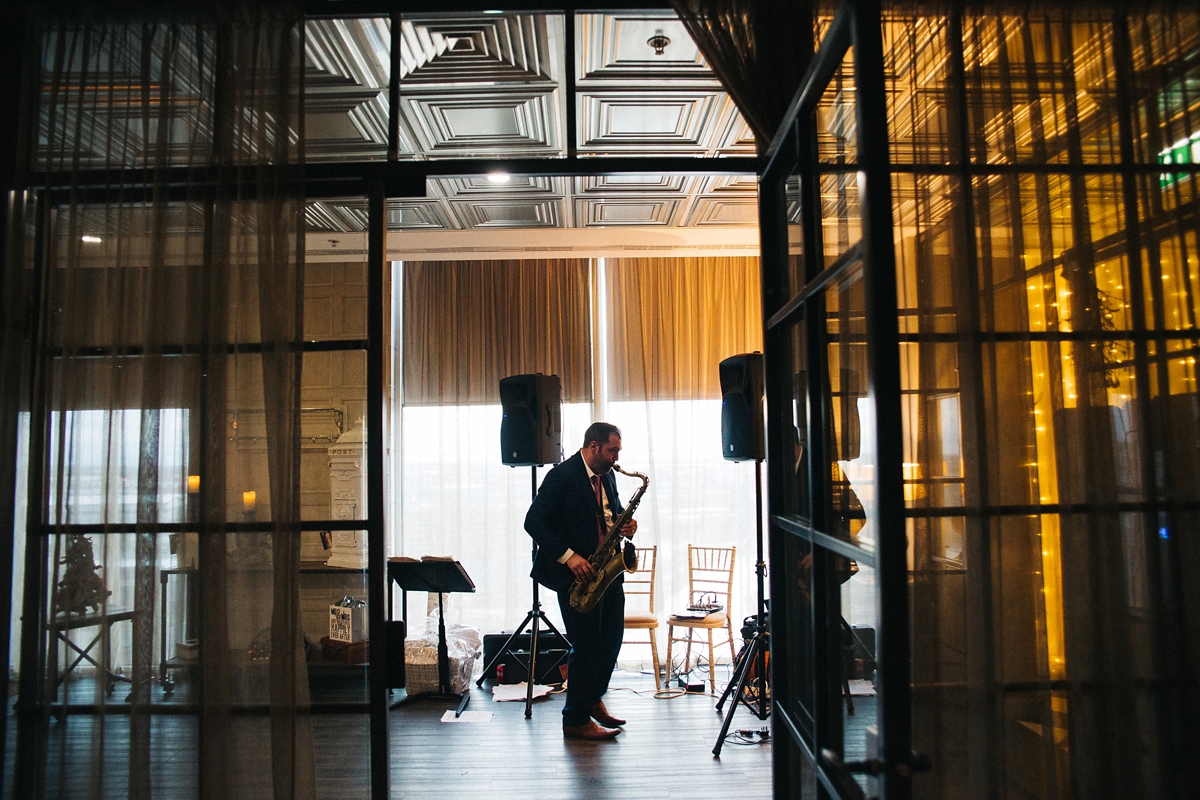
[243,491,257,512]
[187,475,200,494]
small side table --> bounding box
[159,568,198,693]
[49,607,136,698]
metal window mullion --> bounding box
[767,242,863,331]
[851,1,912,798]
[1111,12,1191,788]
[366,179,389,800]
[13,184,50,800]
[796,108,844,777]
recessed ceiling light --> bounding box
[487,172,511,184]
[81,235,102,243]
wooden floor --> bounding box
[389,670,773,800]
[4,669,775,799]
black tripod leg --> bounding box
[476,611,537,688]
[713,636,761,756]
[715,640,751,713]
[525,607,540,718]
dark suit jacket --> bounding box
[525,451,624,593]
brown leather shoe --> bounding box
[563,720,621,740]
[591,701,626,727]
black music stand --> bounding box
[388,558,476,717]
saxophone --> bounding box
[568,466,649,613]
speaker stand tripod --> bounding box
[476,465,571,718]
[713,458,770,756]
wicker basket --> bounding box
[404,652,475,694]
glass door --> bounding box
[761,2,917,798]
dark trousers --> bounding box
[557,584,624,728]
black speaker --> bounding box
[720,353,765,462]
[500,373,563,466]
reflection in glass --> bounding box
[883,14,952,165]
[784,320,811,520]
[961,14,1120,164]
[786,174,806,297]
[840,559,876,798]
[821,173,861,268]
[300,351,369,523]
[816,47,857,165]
[824,266,873,551]
[779,533,815,737]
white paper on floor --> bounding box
[441,710,493,723]
[847,679,876,696]
[491,682,554,702]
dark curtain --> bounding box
[669,0,811,151]
[4,2,314,798]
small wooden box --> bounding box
[320,636,369,664]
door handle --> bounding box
[821,747,932,798]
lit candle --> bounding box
[187,475,201,494]
[243,491,256,512]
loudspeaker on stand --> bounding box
[500,373,563,466]
[719,353,765,462]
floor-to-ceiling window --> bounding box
[762,4,1199,799]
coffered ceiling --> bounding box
[303,10,758,233]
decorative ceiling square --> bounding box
[307,19,390,90]
[306,19,397,161]
[577,13,713,82]
[405,92,562,157]
[450,198,563,228]
[575,197,682,226]
[399,14,563,86]
[575,174,693,194]
[433,175,567,197]
[306,200,369,233]
[698,174,759,195]
[388,201,455,230]
[579,92,729,152]
[715,114,757,154]
[684,198,759,226]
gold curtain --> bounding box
[606,257,763,401]
[402,259,593,406]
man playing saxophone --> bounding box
[525,422,638,740]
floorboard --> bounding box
[3,669,775,799]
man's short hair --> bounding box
[583,422,621,448]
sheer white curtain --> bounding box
[393,256,764,673]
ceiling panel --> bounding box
[698,173,759,195]
[450,198,564,229]
[579,92,729,152]
[306,18,395,162]
[399,15,560,85]
[575,197,682,226]
[575,174,694,193]
[577,13,711,81]
[433,175,568,197]
[404,92,561,157]
[684,198,759,226]
[389,200,457,230]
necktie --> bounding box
[592,475,604,546]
